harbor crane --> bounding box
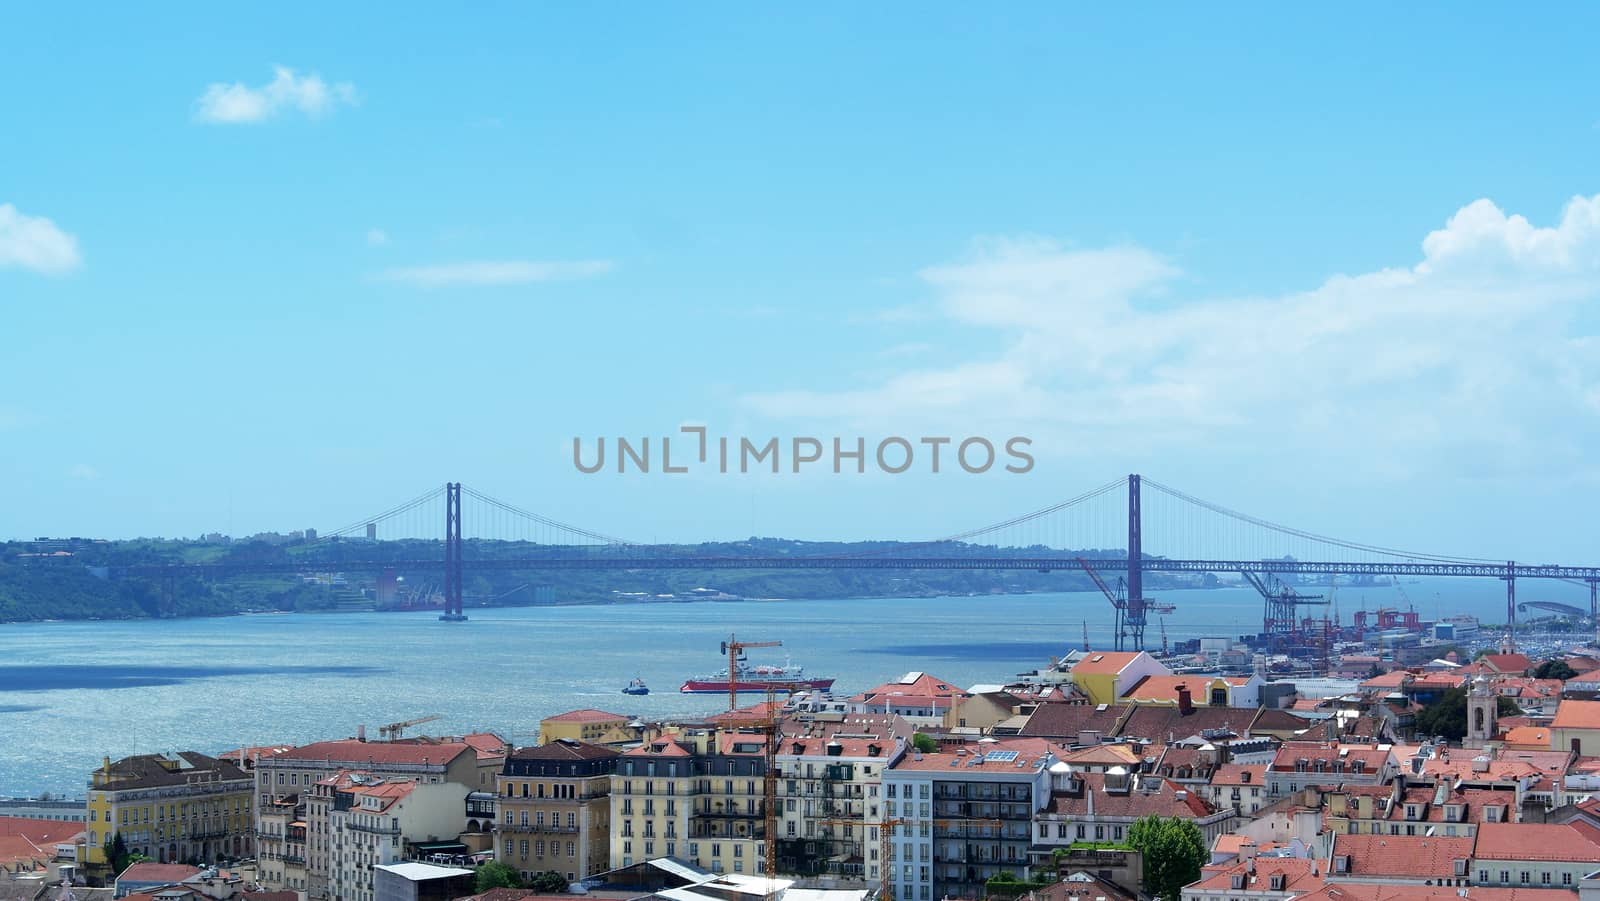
[379,714,441,741]
[1241,570,1327,655]
[1075,558,1175,652]
[721,633,781,712]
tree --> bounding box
[474,862,524,892]
[108,833,130,876]
[527,870,569,893]
[1535,659,1578,681]
[1414,687,1522,741]
[1415,688,1469,740]
[911,733,938,754]
[1127,815,1206,901]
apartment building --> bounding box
[881,739,1055,901]
[327,777,468,901]
[608,729,766,876]
[496,740,619,883]
[83,753,253,871]
[772,715,908,887]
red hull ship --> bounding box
[679,658,834,694]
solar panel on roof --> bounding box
[985,750,1019,762]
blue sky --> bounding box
[3,5,1600,560]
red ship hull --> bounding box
[680,678,834,694]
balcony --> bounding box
[497,823,580,835]
[345,821,400,836]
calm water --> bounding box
[1,578,1585,797]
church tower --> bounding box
[1465,674,1496,749]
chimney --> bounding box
[1177,685,1193,715]
[358,724,367,742]
[1240,840,1259,861]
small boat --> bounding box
[621,676,650,696]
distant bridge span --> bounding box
[125,556,1600,581]
[108,476,1600,648]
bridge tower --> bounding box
[1502,561,1515,652]
[1126,474,1145,652]
[440,482,466,621]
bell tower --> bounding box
[1465,674,1496,749]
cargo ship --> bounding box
[680,657,835,694]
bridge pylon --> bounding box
[440,482,466,621]
[1126,473,1146,651]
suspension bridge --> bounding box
[116,474,1600,652]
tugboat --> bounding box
[621,676,650,696]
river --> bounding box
[1,577,1589,797]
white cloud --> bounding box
[66,464,100,480]
[366,228,389,247]
[743,194,1600,481]
[0,204,82,275]
[195,66,357,124]
[376,259,615,288]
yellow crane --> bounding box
[379,714,441,741]
[721,633,782,712]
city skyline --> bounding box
[4,6,1600,559]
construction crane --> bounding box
[850,817,1002,901]
[1075,558,1175,652]
[808,816,1003,901]
[730,684,783,881]
[721,633,782,712]
[379,714,440,741]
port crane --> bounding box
[380,714,441,741]
[1075,558,1175,652]
[1240,570,1327,655]
[721,634,782,712]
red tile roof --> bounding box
[1047,772,1212,818]
[269,739,472,766]
[1554,700,1600,730]
[1186,857,1325,895]
[1501,725,1552,747]
[542,708,627,723]
[1210,763,1267,786]
[891,738,1056,772]
[118,862,204,883]
[1269,742,1392,774]
[1070,652,1146,675]
[1120,675,1247,703]
[623,739,693,758]
[0,816,83,844]
[1330,833,1473,878]
[1473,822,1600,862]
[1293,886,1571,901]
[0,835,54,870]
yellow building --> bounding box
[84,752,254,870]
[540,709,637,747]
[609,728,767,875]
[1068,651,1168,706]
[497,739,620,883]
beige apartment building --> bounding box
[496,739,620,883]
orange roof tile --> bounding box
[1069,652,1146,675]
[542,708,628,723]
[1474,822,1600,862]
[270,739,471,766]
[1331,833,1473,878]
[1186,857,1325,894]
[1554,700,1600,730]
